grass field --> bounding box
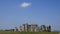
[0,31,59,34]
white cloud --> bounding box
[21,2,31,8]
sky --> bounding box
[0,0,60,31]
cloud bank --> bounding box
[20,2,31,8]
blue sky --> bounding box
[0,0,60,31]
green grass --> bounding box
[0,31,59,34]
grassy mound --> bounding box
[0,31,59,34]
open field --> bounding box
[0,31,59,34]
